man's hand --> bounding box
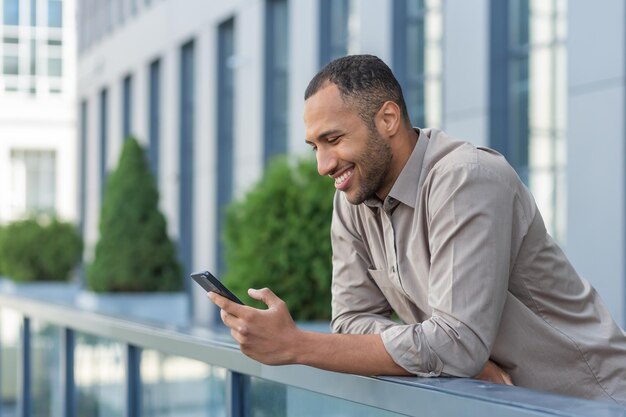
[208,287,300,365]
[475,360,513,385]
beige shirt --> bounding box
[330,128,626,404]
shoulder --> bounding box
[424,130,522,192]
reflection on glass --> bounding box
[31,320,62,417]
[247,375,406,417]
[0,308,21,417]
[3,0,19,25]
[509,0,567,242]
[141,349,227,416]
[394,0,443,128]
[48,0,63,28]
[74,332,125,417]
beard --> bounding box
[346,128,393,205]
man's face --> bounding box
[304,84,393,204]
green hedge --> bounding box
[0,217,82,282]
[223,156,336,320]
[87,137,182,292]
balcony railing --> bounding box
[1,290,625,417]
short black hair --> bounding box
[304,54,410,129]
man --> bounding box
[209,55,626,404]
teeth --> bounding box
[335,170,353,185]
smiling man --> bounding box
[209,55,626,404]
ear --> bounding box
[374,101,402,137]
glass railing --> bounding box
[1,290,625,417]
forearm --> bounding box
[293,330,411,376]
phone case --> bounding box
[191,271,244,305]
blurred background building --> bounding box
[0,0,76,223]
[73,0,625,327]
[1,1,625,416]
[1,0,622,326]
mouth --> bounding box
[333,167,354,190]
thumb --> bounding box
[248,287,281,308]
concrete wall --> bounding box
[566,0,626,326]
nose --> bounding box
[316,147,338,177]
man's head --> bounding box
[304,55,415,205]
[304,55,411,130]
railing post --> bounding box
[226,371,248,417]
[127,344,141,417]
[61,328,75,417]
[18,317,31,417]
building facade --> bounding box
[76,0,626,327]
[0,0,77,224]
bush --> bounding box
[223,156,336,320]
[87,137,182,292]
[0,217,82,282]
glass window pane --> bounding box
[31,321,63,417]
[246,376,408,417]
[30,39,37,75]
[3,0,20,25]
[10,150,56,217]
[75,332,125,417]
[48,0,63,27]
[3,55,19,75]
[0,308,21,417]
[31,0,37,25]
[48,57,63,76]
[141,350,227,416]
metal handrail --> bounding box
[0,291,624,417]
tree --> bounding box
[88,137,181,292]
[223,156,336,320]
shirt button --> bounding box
[391,265,395,274]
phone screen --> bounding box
[191,271,244,305]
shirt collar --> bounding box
[364,128,429,212]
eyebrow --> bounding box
[305,129,343,146]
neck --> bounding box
[375,126,419,200]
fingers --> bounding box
[248,287,282,308]
[207,291,246,316]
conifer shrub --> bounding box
[87,137,182,292]
[0,217,82,282]
[223,156,336,320]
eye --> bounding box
[327,135,342,144]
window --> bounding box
[48,57,62,76]
[122,74,133,140]
[319,0,349,66]
[79,100,88,237]
[490,0,567,242]
[48,0,62,27]
[148,59,161,177]
[179,40,195,281]
[100,88,109,200]
[3,0,19,25]
[10,150,57,217]
[216,18,235,274]
[3,55,19,75]
[30,39,37,75]
[393,0,443,128]
[263,0,289,166]
[30,0,37,25]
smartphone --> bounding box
[191,270,244,305]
